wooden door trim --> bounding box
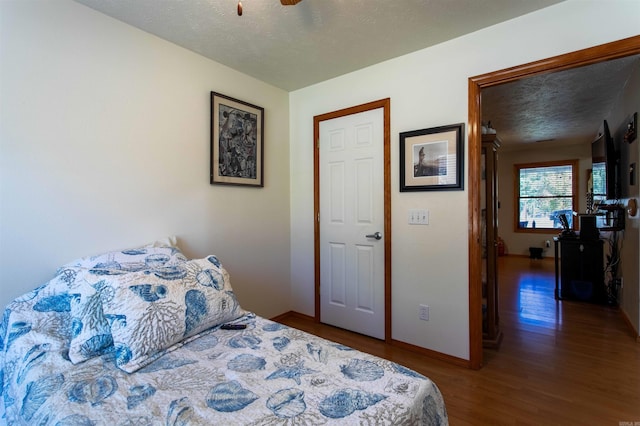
[468,35,640,370]
[313,98,392,343]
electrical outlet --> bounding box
[545,240,551,248]
[419,304,429,321]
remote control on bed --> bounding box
[220,323,247,330]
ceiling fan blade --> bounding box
[280,0,302,5]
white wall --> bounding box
[607,60,640,335]
[289,0,640,360]
[0,0,292,319]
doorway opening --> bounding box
[468,35,640,369]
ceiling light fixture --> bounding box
[238,0,302,16]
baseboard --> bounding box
[271,311,471,368]
[504,254,555,260]
[619,307,640,342]
[270,310,314,323]
[390,339,470,368]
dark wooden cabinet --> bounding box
[555,237,606,304]
[481,134,502,348]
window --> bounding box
[515,160,578,232]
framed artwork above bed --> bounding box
[210,92,264,187]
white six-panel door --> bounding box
[319,107,385,339]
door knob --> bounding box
[366,232,382,240]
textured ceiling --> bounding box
[483,55,640,149]
[71,0,639,149]
[73,0,565,91]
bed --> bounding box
[0,241,448,425]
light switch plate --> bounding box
[409,209,429,225]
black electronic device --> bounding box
[220,323,247,330]
[579,214,599,240]
[591,120,619,200]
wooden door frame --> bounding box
[313,98,392,343]
[468,35,640,369]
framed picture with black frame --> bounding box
[399,123,464,192]
[210,92,264,187]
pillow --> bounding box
[66,267,195,364]
[67,269,115,364]
[100,255,246,373]
[59,237,187,275]
[0,266,114,363]
[65,243,188,364]
[0,269,82,352]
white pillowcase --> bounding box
[99,255,246,373]
[64,239,188,364]
[59,238,186,274]
[67,269,114,364]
